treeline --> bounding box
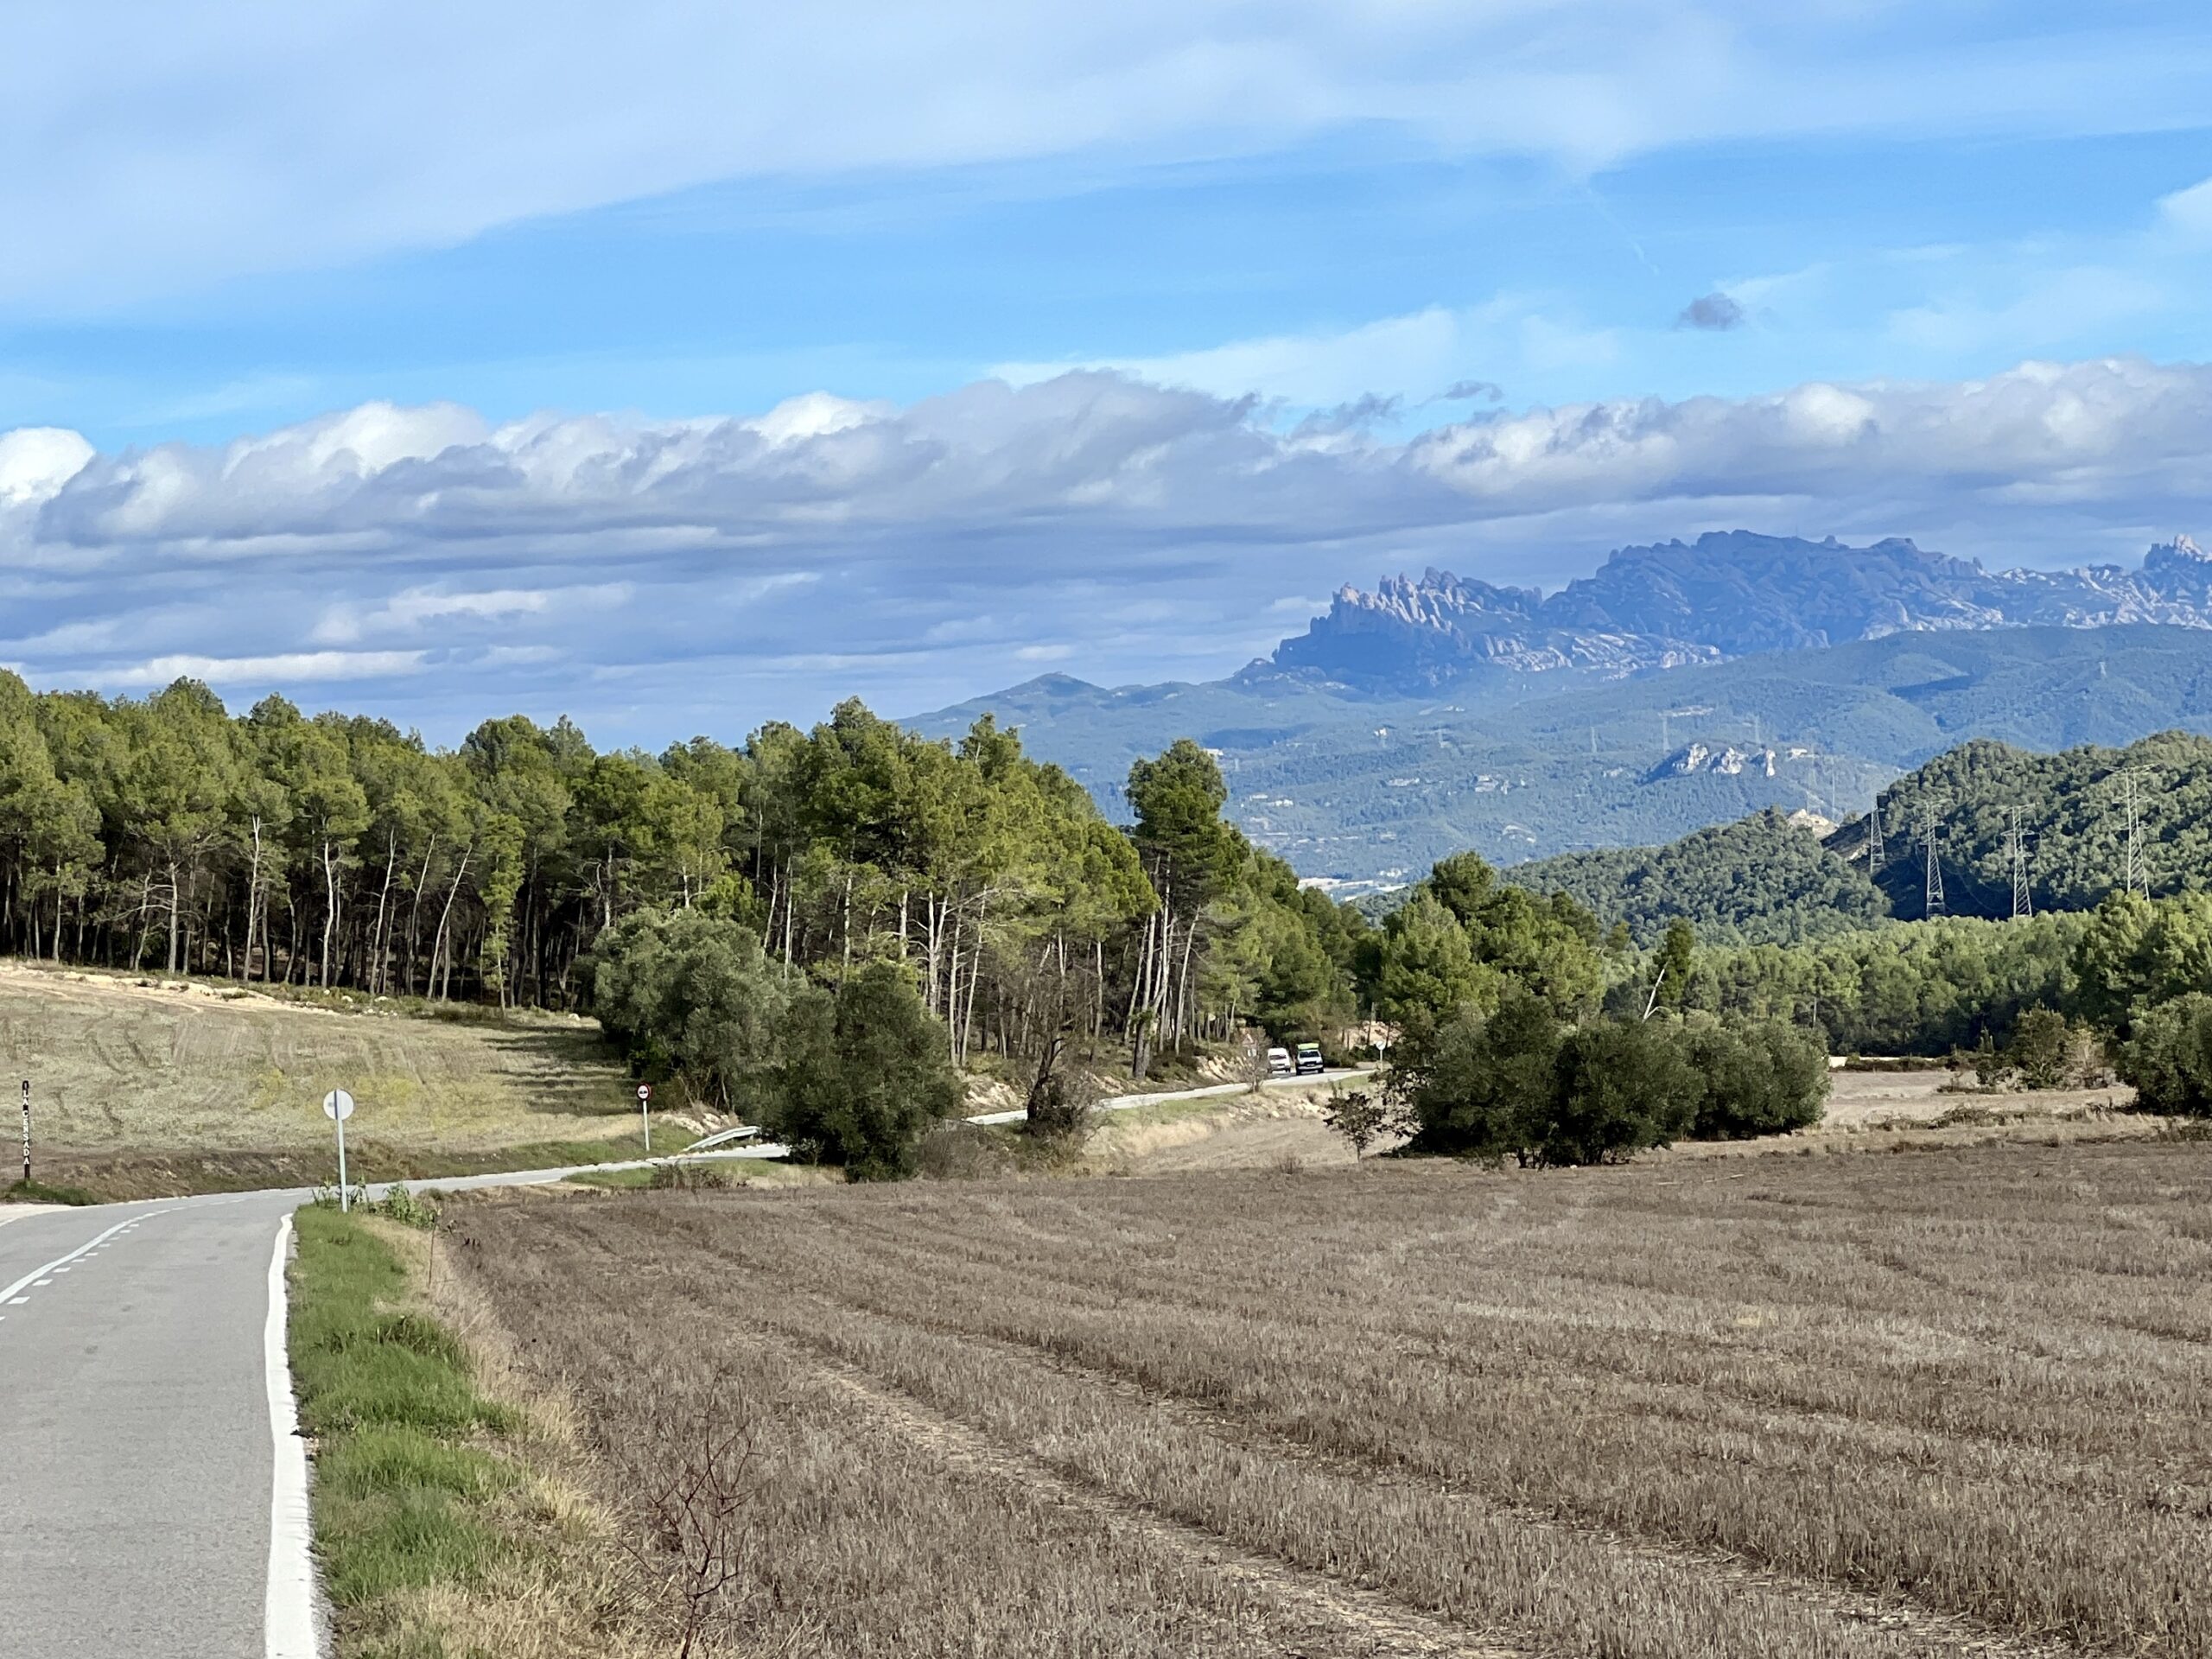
[0,674,1369,1064]
[1509,808,1887,946]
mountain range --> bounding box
[1266,530,2212,691]
[910,531,2212,887]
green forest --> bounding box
[1505,731,2212,946]
[0,672,1366,1064]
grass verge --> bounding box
[289,1203,658,1657]
[289,1205,518,1623]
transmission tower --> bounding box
[2121,772,2152,898]
[2007,807,2032,919]
[1866,796,1885,873]
[1922,804,1945,915]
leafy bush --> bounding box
[2117,994,2212,1117]
[1393,995,1826,1165]
[767,961,962,1179]
[1541,1019,1704,1166]
[1389,988,1564,1162]
[1319,1089,1400,1160]
[1684,1019,1829,1138]
[2005,1007,2071,1090]
[589,908,786,1113]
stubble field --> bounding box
[450,1140,2212,1658]
[0,963,635,1196]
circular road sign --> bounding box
[322,1089,355,1122]
[637,1084,652,1102]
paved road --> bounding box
[0,1191,297,1658]
[0,1068,1367,1655]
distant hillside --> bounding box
[1845,729,2212,920]
[1509,809,1888,946]
[1491,728,2212,946]
[1269,531,2212,692]
[912,625,2212,884]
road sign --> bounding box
[638,1082,653,1152]
[323,1090,354,1211]
[637,1084,652,1101]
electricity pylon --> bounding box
[1922,804,1945,915]
[2007,807,2032,919]
[1866,796,1885,873]
[2121,772,2152,898]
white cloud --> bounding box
[2156,175,2212,241]
[311,582,632,644]
[0,428,94,504]
[9,353,2212,728]
[10,4,2212,309]
[22,357,2212,566]
[101,650,428,688]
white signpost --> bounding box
[637,1083,652,1154]
[323,1088,355,1211]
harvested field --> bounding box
[450,1141,2212,1657]
[0,961,635,1196]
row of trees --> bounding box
[0,675,1370,1068]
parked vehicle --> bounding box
[1266,1046,1294,1077]
[1294,1042,1325,1076]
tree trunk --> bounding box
[320,835,340,988]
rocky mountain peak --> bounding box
[1266,531,2212,695]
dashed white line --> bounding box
[0,1208,171,1318]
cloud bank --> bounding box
[3,356,2209,738]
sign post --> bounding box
[19,1080,28,1186]
[638,1083,652,1154]
[323,1089,355,1211]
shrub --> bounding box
[2117,993,2212,1117]
[2005,1007,2071,1090]
[1541,1019,1703,1166]
[1320,1089,1398,1160]
[1686,1020,1829,1138]
[1389,988,1562,1162]
[767,961,962,1179]
[588,908,785,1113]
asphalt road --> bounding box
[0,1067,1369,1655]
[0,1190,298,1658]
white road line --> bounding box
[0,1210,162,1309]
[264,1214,319,1659]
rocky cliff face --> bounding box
[1265,531,2212,692]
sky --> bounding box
[5,1,2212,746]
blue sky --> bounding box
[4,2,2212,743]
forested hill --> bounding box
[913,624,2212,885]
[1508,810,1888,946]
[1848,729,2212,921]
[1498,728,2212,944]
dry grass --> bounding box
[0,961,637,1195]
[447,1141,2212,1657]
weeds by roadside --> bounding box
[0,1177,97,1205]
[289,1205,663,1656]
